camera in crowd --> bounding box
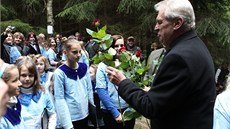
[6,26,16,33]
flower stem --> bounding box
[114,84,125,126]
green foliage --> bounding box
[117,0,148,14]
[196,17,230,45]
[1,19,47,35]
[56,1,97,22]
[0,4,17,20]
[1,0,230,64]
[87,22,153,121]
[21,0,43,14]
[86,24,115,66]
[123,108,141,121]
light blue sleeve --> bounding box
[47,49,57,61]
[86,69,94,105]
[44,91,55,115]
[53,69,73,129]
[39,46,47,58]
[213,91,230,129]
[10,46,21,64]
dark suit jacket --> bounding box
[118,30,216,129]
[1,33,10,63]
[23,43,41,55]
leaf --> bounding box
[92,54,100,64]
[104,37,113,48]
[104,61,115,67]
[91,32,98,38]
[99,54,105,61]
[97,27,107,39]
[101,25,107,31]
[123,109,141,121]
[119,61,129,69]
[104,53,113,60]
[136,68,145,75]
[86,28,94,35]
[102,34,112,41]
[142,80,149,86]
[93,39,101,44]
[120,52,130,62]
[101,43,108,50]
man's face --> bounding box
[127,39,134,47]
[154,8,175,48]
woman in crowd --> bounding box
[23,32,41,55]
[16,56,56,129]
[46,37,59,67]
[37,33,48,58]
[3,32,21,64]
[96,35,135,129]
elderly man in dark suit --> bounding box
[106,0,216,129]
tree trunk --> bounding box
[47,0,54,35]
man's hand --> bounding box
[107,66,126,86]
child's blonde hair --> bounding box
[34,54,49,71]
[63,38,81,51]
[16,56,44,94]
[1,64,17,83]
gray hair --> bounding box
[154,0,196,30]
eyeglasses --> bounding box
[114,44,124,48]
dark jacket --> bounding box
[118,30,216,129]
[1,33,10,63]
[22,42,41,55]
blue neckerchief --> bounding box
[40,72,47,86]
[19,91,42,106]
[59,63,87,80]
[4,97,21,125]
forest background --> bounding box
[1,0,230,66]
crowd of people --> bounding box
[0,0,230,129]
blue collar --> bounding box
[4,97,21,125]
[59,63,87,80]
[19,91,42,106]
[40,72,47,86]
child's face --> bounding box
[36,58,45,74]
[14,36,22,44]
[89,66,96,81]
[6,68,22,97]
[65,43,82,62]
[19,65,35,88]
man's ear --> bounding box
[173,17,184,30]
[63,50,67,55]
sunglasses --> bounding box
[114,44,124,48]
